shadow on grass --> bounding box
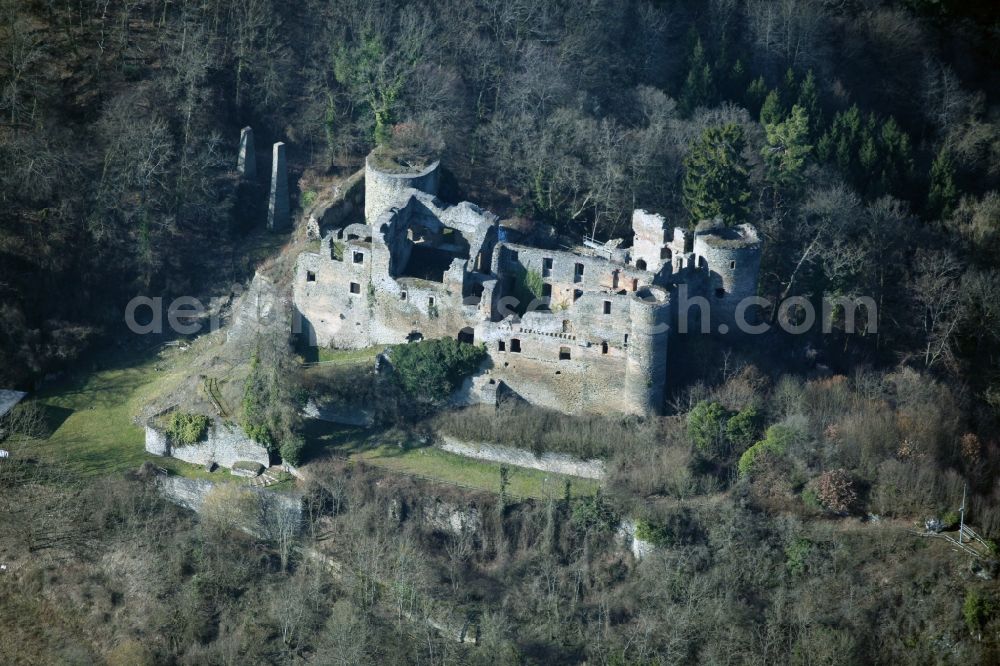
[300,419,430,464]
[40,404,74,437]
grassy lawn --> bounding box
[27,342,240,482]
[303,421,601,500]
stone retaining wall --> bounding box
[157,475,303,535]
[145,422,270,470]
[437,434,606,480]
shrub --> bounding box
[725,405,760,449]
[802,487,822,511]
[687,401,728,454]
[738,424,798,478]
[634,519,670,547]
[280,436,306,466]
[391,338,487,402]
[300,189,317,209]
[814,468,858,514]
[785,537,812,576]
[165,412,210,445]
[963,589,996,636]
[571,489,617,533]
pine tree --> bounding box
[762,105,812,189]
[679,38,715,116]
[878,116,913,195]
[760,89,784,126]
[745,76,768,117]
[682,123,752,226]
[727,58,748,101]
[781,67,798,108]
[823,105,862,175]
[928,146,958,218]
[796,70,822,138]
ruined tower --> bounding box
[364,154,441,223]
[692,219,762,333]
[268,142,289,231]
[630,210,672,274]
[624,285,671,414]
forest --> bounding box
[1,0,1000,663]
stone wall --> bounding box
[494,242,653,305]
[630,209,672,274]
[144,425,169,456]
[145,422,270,469]
[157,475,303,535]
[438,434,606,480]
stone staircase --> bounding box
[247,465,286,488]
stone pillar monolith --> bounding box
[268,142,289,231]
[237,126,256,180]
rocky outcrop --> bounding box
[617,519,656,560]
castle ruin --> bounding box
[293,154,761,416]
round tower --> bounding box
[364,153,441,223]
[692,220,762,333]
[625,286,671,415]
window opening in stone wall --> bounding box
[349,282,360,294]
[400,291,407,300]
[601,341,609,354]
[636,259,647,270]
[730,260,736,269]
[428,296,435,307]
[511,338,521,353]
[624,333,629,346]
[354,251,364,264]
[631,279,638,291]
[542,283,552,298]
[542,257,553,277]
[573,289,582,302]
[603,300,611,314]
[574,262,584,282]
[661,247,671,260]
[458,328,475,344]
[306,271,316,282]
[562,319,571,333]
[559,346,571,360]
[498,340,505,351]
